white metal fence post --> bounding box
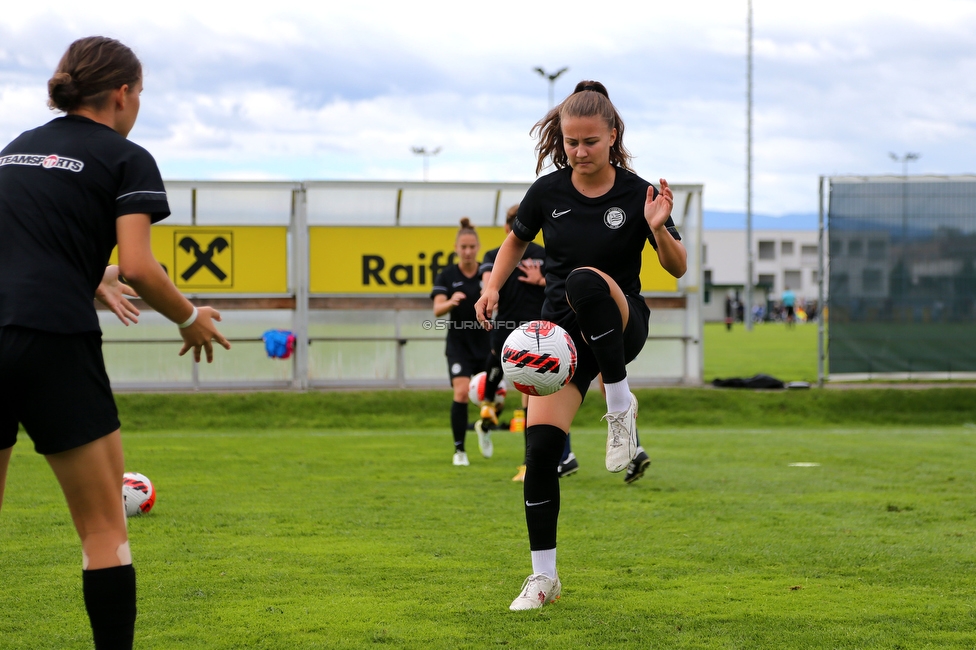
[293,185,310,390]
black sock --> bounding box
[451,401,467,452]
[566,269,627,383]
[483,354,504,402]
[524,424,566,550]
[83,564,136,650]
[561,432,572,462]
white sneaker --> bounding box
[452,451,469,466]
[603,392,638,473]
[474,420,493,458]
[509,573,561,611]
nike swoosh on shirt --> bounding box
[525,500,551,507]
[591,329,614,341]
[551,209,571,218]
[452,281,464,287]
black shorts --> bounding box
[561,295,649,401]
[0,326,120,454]
[447,354,483,384]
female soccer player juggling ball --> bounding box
[0,37,230,648]
[475,81,687,610]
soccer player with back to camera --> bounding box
[0,37,230,648]
[478,204,579,481]
[475,81,686,610]
[431,218,490,466]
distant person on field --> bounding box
[431,218,490,467]
[478,204,579,482]
[0,36,230,650]
[724,293,734,331]
[782,287,796,327]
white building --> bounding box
[702,229,822,321]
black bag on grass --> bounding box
[711,374,785,389]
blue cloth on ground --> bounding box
[262,329,296,359]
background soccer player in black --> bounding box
[475,81,687,610]
[478,204,578,481]
[430,218,490,466]
[0,37,230,648]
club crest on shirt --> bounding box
[604,207,626,229]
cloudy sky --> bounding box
[1,0,974,217]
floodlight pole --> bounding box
[817,175,825,388]
[745,0,754,331]
[535,66,569,109]
[412,146,442,182]
[888,151,920,177]
[889,152,919,282]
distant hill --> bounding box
[704,210,818,231]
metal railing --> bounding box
[100,179,704,391]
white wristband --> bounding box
[178,306,199,329]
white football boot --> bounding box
[602,392,639,472]
[474,420,494,459]
[509,573,562,611]
[452,451,470,466]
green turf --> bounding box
[3,423,976,648]
[703,321,820,383]
[112,386,976,432]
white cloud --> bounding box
[1,0,974,215]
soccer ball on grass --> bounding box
[468,371,507,410]
[122,472,156,517]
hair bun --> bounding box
[47,72,82,111]
[574,80,609,99]
[459,217,473,229]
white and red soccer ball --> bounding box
[501,320,577,396]
[468,371,507,407]
[122,472,156,517]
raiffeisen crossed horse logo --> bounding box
[173,231,234,288]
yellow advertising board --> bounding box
[309,226,678,294]
[310,227,506,294]
[641,247,681,293]
[109,226,288,293]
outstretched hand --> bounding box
[95,265,140,325]
[178,306,232,363]
[475,289,498,331]
[517,259,545,286]
[645,178,675,231]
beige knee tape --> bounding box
[116,541,132,565]
[81,542,131,570]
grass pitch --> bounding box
[3,411,976,648]
[704,321,819,383]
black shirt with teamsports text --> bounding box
[479,241,546,324]
[511,166,681,329]
[430,264,489,360]
[0,115,170,334]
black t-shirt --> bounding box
[512,166,681,329]
[430,263,489,359]
[479,241,546,324]
[0,115,170,334]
